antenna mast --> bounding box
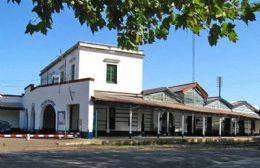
[217,76,223,98]
[192,34,195,82]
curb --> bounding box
[0,134,74,139]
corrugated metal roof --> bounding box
[142,87,182,101]
[93,91,260,120]
[231,101,258,112]
[206,97,233,109]
[0,101,24,110]
[168,82,208,98]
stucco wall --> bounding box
[40,49,80,85]
[22,79,94,133]
[79,48,143,94]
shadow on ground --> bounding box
[0,148,260,168]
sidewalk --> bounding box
[1,136,259,152]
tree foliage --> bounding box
[8,0,260,50]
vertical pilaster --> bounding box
[202,115,206,136]
[191,113,194,135]
[157,112,160,138]
[129,108,133,139]
[234,118,237,136]
[219,117,222,137]
[19,110,25,130]
[230,118,233,135]
[181,113,185,137]
[166,112,169,136]
[248,120,250,136]
[106,107,110,135]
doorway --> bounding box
[69,105,79,131]
[42,105,56,132]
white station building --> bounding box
[0,41,260,138]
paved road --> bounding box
[0,148,260,168]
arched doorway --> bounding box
[42,105,56,132]
[161,112,175,136]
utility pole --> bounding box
[192,34,195,83]
[217,76,223,98]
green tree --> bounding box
[8,0,260,50]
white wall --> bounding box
[40,49,80,85]
[79,48,143,94]
[39,44,143,94]
[22,79,94,133]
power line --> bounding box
[0,84,25,88]
[0,79,38,82]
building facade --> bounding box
[0,41,260,138]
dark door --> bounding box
[251,120,255,135]
[187,116,192,135]
[206,117,212,135]
[161,112,167,135]
[43,105,56,133]
[239,120,245,135]
[141,113,145,133]
[224,118,231,135]
[169,113,175,135]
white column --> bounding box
[230,118,233,135]
[80,79,94,138]
[255,121,258,134]
[19,110,25,129]
[219,117,222,136]
[181,113,185,136]
[234,118,237,136]
[191,113,194,135]
[166,112,169,135]
[129,108,133,138]
[157,112,160,137]
[248,120,250,135]
[202,115,206,136]
[106,107,110,134]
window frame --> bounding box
[71,64,75,81]
[60,71,64,83]
[106,64,117,84]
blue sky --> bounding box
[0,1,260,106]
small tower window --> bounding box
[106,64,117,84]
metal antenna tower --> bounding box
[217,76,223,98]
